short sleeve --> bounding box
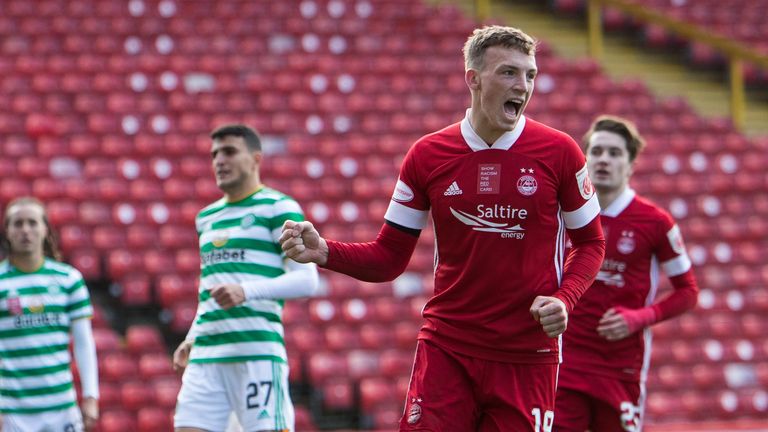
[384,145,430,230]
[66,270,93,321]
[559,139,600,230]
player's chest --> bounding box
[426,153,559,203]
[602,218,656,263]
[1,281,68,319]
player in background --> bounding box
[554,116,699,432]
[280,26,605,431]
[0,197,99,431]
[172,124,319,432]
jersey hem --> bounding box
[189,354,287,364]
[417,334,560,364]
[0,401,77,414]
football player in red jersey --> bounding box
[554,116,699,432]
[280,26,605,431]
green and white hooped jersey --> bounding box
[190,187,305,365]
[0,259,93,414]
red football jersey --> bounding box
[384,113,600,363]
[562,188,694,381]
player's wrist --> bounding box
[317,237,330,266]
[619,307,656,333]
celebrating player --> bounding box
[280,26,605,431]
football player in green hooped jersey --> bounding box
[173,124,319,432]
[0,197,99,431]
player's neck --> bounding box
[225,179,263,203]
[596,185,627,210]
[9,253,45,273]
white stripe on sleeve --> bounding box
[561,194,600,229]
[661,254,692,277]
[384,201,429,230]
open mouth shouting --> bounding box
[504,99,524,120]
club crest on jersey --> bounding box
[517,168,537,196]
[576,165,595,200]
[240,214,256,228]
[666,224,686,255]
[392,179,415,203]
[407,397,422,424]
[617,230,636,254]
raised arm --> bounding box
[280,220,420,283]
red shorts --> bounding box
[399,340,557,432]
[554,368,644,432]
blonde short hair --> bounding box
[462,25,537,70]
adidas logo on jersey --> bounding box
[443,181,463,196]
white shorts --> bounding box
[2,405,83,432]
[174,360,294,432]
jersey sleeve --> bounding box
[66,269,93,321]
[559,138,600,229]
[272,197,306,242]
[648,211,698,322]
[656,219,693,277]
[383,144,430,230]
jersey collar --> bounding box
[601,187,636,217]
[460,109,527,152]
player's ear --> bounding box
[465,69,480,90]
[252,150,263,167]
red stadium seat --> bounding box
[156,274,197,308]
[324,323,361,351]
[152,377,182,409]
[78,201,111,226]
[100,352,139,383]
[0,178,32,202]
[143,249,176,275]
[93,226,127,250]
[169,301,198,334]
[138,352,175,380]
[32,177,65,200]
[359,377,397,410]
[125,324,166,355]
[106,249,142,280]
[174,248,200,273]
[308,299,338,323]
[379,349,413,379]
[359,322,395,350]
[126,224,158,247]
[92,327,121,354]
[287,324,324,354]
[59,225,92,251]
[99,409,137,432]
[121,380,153,411]
[98,382,121,411]
[369,403,403,431]
[137,406,173,432]
[69,249,102,280]
[307,351,347,385]
[295,404,318,431]
[321,377,355,411]
[347,350,380,379]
